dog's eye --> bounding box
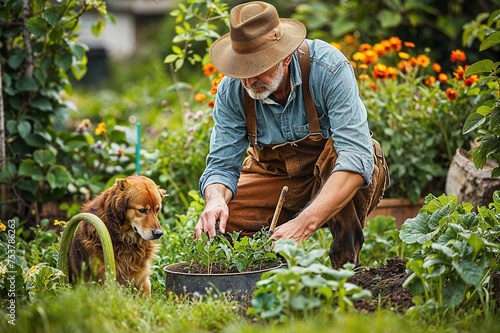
[138,208,147,214]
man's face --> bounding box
[241,60,285,100]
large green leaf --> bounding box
[442,282,465,308]
[15,76,38,91]
[399,205,450,244]
[464,59,494,76]
[26,17,48,37]
[18,159,43,181]
[452,260,483,287]
[34,149,56,166]
[46,165,72,189]
[462,112,486,135]
[17,120,32,138]
[480,31,500,51]
[29,97,53,111]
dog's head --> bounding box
[115,175,167,241]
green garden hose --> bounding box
[58,212,116,284]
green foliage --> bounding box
[0,283,238,333]
[181,228,280,274]
[462,10,500,177]
[248,240,371,321]
[165,0,230,71]
[360,215,417,265]
[0,0,115,222]
[400,191,500,311]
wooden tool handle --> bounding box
[268,186,288,236]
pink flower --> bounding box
[185,111,193,120]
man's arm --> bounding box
[270,170,364,243]
[195,183,233,238]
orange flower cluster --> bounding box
[344,35,479,101]
[197,63,225,108]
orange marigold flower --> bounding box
[424,75,437,87]
[398,52,410,60]
[464,74,479,87]
[450,49,466,63]
[387,66,398,79]
[417,54,430,68]
[453,65,466,80]
[359,64,369,70]
[95,122,107,136]
[432,63,441,73]
[404,41,415,48]
[380,39,392,52]
[369,82,378,91]
[446,88,458,101]
[409,57,419,67]
[438,73,449,84]
[343,34,356,45]
[359,43,372,52]
[202,63,217,77]
[372,43,387,56]
[398,60,413,73]
[208,100,215,108]
[330,42,342,50]
[363,49,378,64]
[372,63,388,79]
[388,36,402,51]
[352,52,366,62]
[194,93,207,103]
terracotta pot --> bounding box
[164,262,283,306]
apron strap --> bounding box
[297,41,321,134]
[243,88,259,148]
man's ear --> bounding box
[115,178,129,190]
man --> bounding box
[195,1,389,268]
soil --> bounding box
[348,257,414,312]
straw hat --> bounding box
[209,1,306,79]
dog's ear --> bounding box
[115,178,129,191]
[158,188,168,198]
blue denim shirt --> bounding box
[199,39,374,198]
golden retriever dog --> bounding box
[69,175,167,296]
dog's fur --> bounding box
[69,175,167,296]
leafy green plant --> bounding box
[181,228,280,274]
[360,215,417,266]
[399,191,500,311]
[462,10,500,177]
[248,239,371,321]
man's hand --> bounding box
[270,215,315,244]
[195,184,232,238]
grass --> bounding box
[2,281,500,333]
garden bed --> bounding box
[348,257,414,312]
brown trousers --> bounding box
[226,137,389,268]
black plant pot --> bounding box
[164,262,283,306]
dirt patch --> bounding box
[348,257,414,312]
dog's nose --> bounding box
[152,229,163,239]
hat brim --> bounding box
[209,18,306,79]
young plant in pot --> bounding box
[164,227,284,305]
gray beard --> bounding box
[244,62,284,100]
